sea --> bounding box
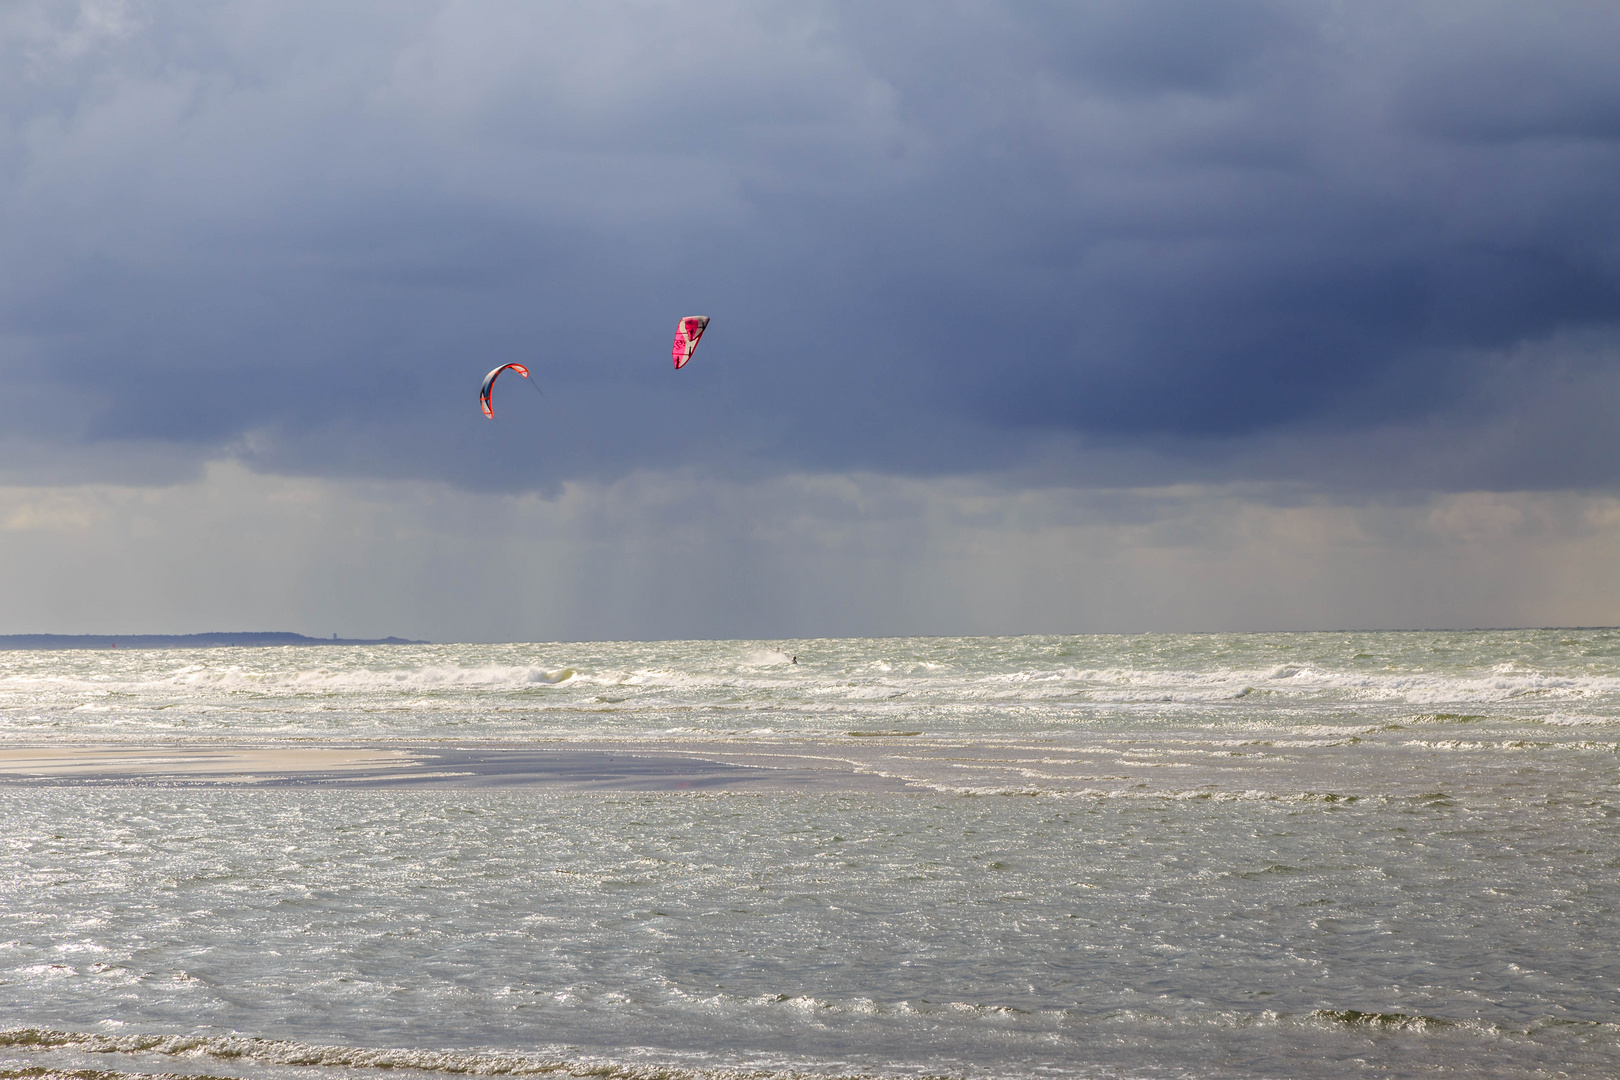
[1,630,1617,1080]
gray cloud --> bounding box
[3,0,1619,495]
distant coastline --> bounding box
[0,632,428,650]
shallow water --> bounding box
[2,631,1618,1078]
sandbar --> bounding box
[0,743,920,792]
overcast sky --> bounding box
[3,1,1619,639]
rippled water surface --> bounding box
[2,631,1618,1079]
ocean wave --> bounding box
[1536,712,1611,726]
[1055,665,1620,706]
[8,655,1620,712]
[1304,1009,1480,1034]
[0,665,579,697]
[901,781,1362,802]
[1399,739,1553,752]
[0,1030,859,1080]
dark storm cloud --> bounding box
[2,0,1619,492]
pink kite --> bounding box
[672,316,710,369]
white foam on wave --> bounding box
[0,664,580,696]
[7,648,1620,708]
[1043,663,1620,707]
[1399,739,1551,752]
[1535,712,1610,726]
[0,1028,725,1080]
[8,638,1620,734]
[906,780,1365,802]
[176,664,579,690]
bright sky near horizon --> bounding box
[3,1,1620,639]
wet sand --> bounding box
[0,743,921,792]
[0,733,1528,797]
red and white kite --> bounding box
[672,316,709,369]
[479,363,530,418]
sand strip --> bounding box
[0,744,920,792]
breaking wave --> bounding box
[0,1029,772,1080]
[7,657,1620,708]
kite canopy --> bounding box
[479,363,530,418]
[672,316,709,369]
